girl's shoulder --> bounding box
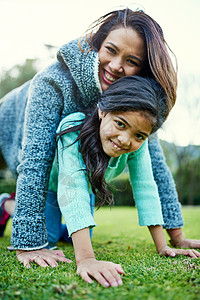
[57,112,86,133]
[127,139,149,159]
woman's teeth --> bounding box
[104,71,116,82]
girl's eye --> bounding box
[136,134,145,141]
[106,46,116,54]
[115,121,125,128]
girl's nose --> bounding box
[118,134,131,147]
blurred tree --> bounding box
[161,141,200,205]
[0,58,39,99]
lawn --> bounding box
[1,206,200,300]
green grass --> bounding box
[1,207,200,300]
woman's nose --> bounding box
[109,57,123,73]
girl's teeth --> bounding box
[105,72,116,82]
[114,144,120,150]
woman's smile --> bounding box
[102,70,120,84]
[98,26,146,91]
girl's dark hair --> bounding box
[80,8,177,113]
[57,76,168,208]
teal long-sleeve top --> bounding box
[49,112,164,237]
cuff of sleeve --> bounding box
[11,214,48,249]
[161,202,184,229]
[67,214,97,237]
[138,211,164,226]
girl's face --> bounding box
[98,27,146,92]
[98,109,152,157]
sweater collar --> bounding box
[57,37,102,103]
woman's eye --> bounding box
[127,59,139,67]
[106,46,116,54]
[116,121,125,128]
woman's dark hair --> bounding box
[56,76,168,208]
[80,8,177,113]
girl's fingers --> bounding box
[90,271,110,287]
[80,271,93,284]
[114,263,125,275]
[108,265,124,285]
[193,250,200,257]
[166,249,176,257]
[77,259,124,287]
[101,269,122,287]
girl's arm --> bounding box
[72,227,124,287]
[128,141,200,258]
[148,225,200,258]
[56,115,124,287]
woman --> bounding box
[0,8,198,264]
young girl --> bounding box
[16,76,200,287]
[0,8,199,261]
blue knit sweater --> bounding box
[0,38,183,250]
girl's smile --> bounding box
[98,109,152,157]
[98,27,146,91]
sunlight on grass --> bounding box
[1,206,200,300]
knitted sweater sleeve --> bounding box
[128,140,164,226]
[148,134,184,228]
[57,117,97,237]
[11,74,65,250]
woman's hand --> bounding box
[158,245,200,258]
[167,229,200,249]
[171,238,200,249]
[16,248,73,268]
[76,257,124,287]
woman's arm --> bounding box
[148,134,184,229]
[148,134,200,249]
[72,228,124,287]
[11,71,65,250]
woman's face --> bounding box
[98,27,146,92]
[98,109,152,157]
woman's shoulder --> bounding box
[31,60,70,85]
[57,112,86,133]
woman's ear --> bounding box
[98,108,106,119]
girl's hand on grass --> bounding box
[76,257,124,287]
[158,245,200,258]
[16,248,73,268]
